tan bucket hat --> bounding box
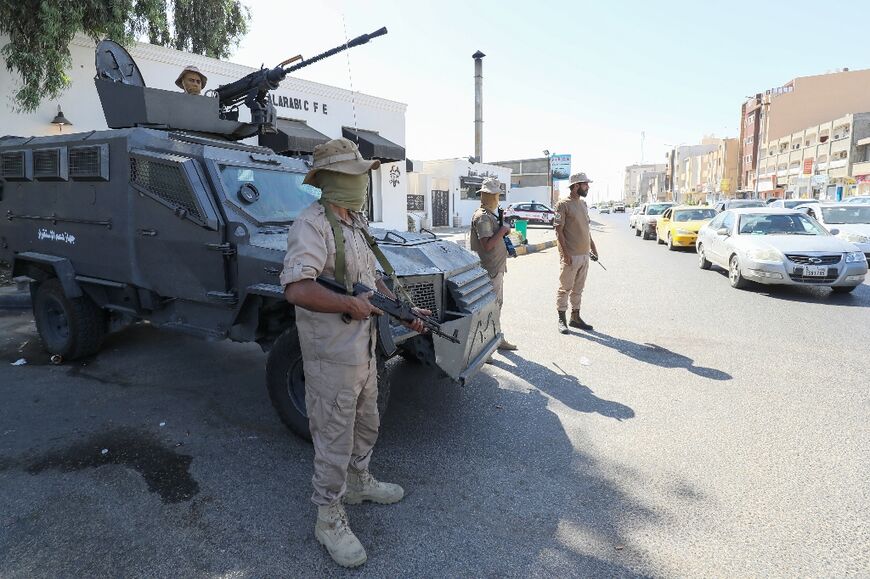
[477,177,502,195]
[175,65,208,89]
[568,172,593,186]
[303,138,380,185]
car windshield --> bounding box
[674,209,716,222]
[729,200,766,208]
[647,204,672,215]
[219,165,321,224]
[738,213,828,235]
[820,205,870,224]
[846,196,870,204]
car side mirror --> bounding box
[829,228,840,236]
[716,227,730,236]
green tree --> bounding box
[0,0,250,112]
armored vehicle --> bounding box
[0,34,501,439]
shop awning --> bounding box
[259,118,330,155]
[342,127,405,163]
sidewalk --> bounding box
[0,282,30,309]
[430,225,557,256]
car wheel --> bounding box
[635,227,641,237]
[728,254,750,289]
[33,278,106,359]
[267,326,389,441]
[667,234,677,251]
[698,244,712,269]
[831,285,858,294]
[657,232,665,245]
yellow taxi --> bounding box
[656,206,717,250]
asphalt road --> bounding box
[0,212,867,577]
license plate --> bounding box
[803,265,828,277]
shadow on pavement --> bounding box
[759,282,870,306]
[378,361,660,576]
[490,352,635,421]
[576,331,732,381]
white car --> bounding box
[636,202,675,240]
[845,195,870,204]
[503,202,556,227]
[796,202,870,261]
[768,199,814,209]
[629,206,643,229]
[695,208,868,293]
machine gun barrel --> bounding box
[316,276,460,344]
[215,27,388,110]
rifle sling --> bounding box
[319,200,415,305]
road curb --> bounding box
[516,240,557,256]
[0,286,31,309]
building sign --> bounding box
[268,93,329,115]
[550,154,571,181]
[803,158,814,175]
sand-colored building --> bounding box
[739,68,870,191]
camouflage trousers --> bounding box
[304,356,379,506]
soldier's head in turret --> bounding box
[175,66,208,95]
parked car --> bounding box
[695,208,868,293]
[795,202,870,261]
[845,195,870,204]
[504,202,556,227]
[600,204,612,214]
[655,206,717,250]
[613,201,626,213]
[629,206,643,229]
[636,202,675,240]
[768,198,814,209]
[714,199,766,213]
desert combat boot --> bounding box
[315,502,367,568]
[344,467,405,505]
[569,309,594,331]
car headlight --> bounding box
[840,233,870,244]
[845,251,867,263]
[675,229,695,235]
[747,248,783,262]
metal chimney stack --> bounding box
[472,50,485,162]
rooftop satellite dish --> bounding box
[95,39,145,87]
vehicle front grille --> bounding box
[789,271,839,283]
[403,281,439,319]
[786,254,841,265]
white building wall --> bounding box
[417,159,512,227]
[0,34,410,230]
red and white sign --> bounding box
[803,158,814,175]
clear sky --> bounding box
[228,0,870,201]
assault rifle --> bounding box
[590,252,606,270]
[497,208,517,257]
[214,27,388,132]
[316,277,460,344]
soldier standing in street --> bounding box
[469,177,518,352]
[175,65,207,95]
[281,138,427,568]
[555,172,598,334]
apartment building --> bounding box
[624,164,666,205]
[668,141,719,203]
[699,138,739,200]
[738,68,870,191]
[756,112,870,200]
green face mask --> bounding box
[315,171,368,212]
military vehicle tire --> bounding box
[33,278,106,359]
[267,326,390,441]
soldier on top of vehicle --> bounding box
[175,65,207,95]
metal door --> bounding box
[432,189,449,227]
[130,151,229,303]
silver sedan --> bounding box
[695,208,868,293]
